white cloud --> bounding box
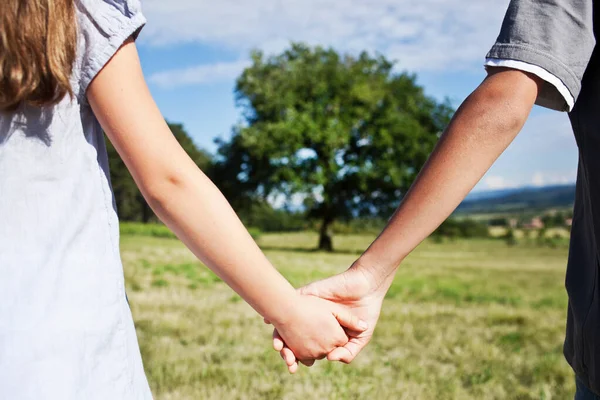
[483,176,518,190]
[143,0,511,86]
[531,172,545,187]
[530,171,575,187]
[475,110,578,192]
[149,60,250,88]
[479,170,576,191]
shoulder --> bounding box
[73,0,146,102]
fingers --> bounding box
[281,349,298,374]
[279,345,315,369]
[327,347,352,363]
[275,333,297,373]
[273,331,315,369]
[331,306,368,333]
[273,330,309,373]
[288,361,298,374]
[264,317,271,325]
[272,330,284,351]
[281,347,296,367]
[327,340,362,364]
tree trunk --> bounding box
[318,218,334,252]
[140,196,154,223]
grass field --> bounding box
[121,232,574,400]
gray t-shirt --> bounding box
[488,0,600,393]
[0,1,151,398]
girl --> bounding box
[0,1,367,398]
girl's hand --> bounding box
[271,293,368,373]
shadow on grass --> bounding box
[258,245,362,255]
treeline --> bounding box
[104,122,569,249]
[489,210,573,229]
[106,126,388,234]
[107,127,568,250]
[431,219,489,239]
[458,185,576,213]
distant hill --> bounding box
[458,184,576,213]
[464,187,527,202]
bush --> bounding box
[538,233,568,249]
[432,218,489,239]
[120,222,262,241]
[247,227,262,241]
[536,227,548,246]
[237,202,307,233]
[331,218,387,235]
[120,223,177,238]
[489,218,509,227]
[503,228,518,247]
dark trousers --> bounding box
[576,377,600,400]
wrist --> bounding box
[261,288,302,327]
[352,252,399,293]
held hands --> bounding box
[269,261,391,372]
[269,294,369,373]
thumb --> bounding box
[331,305,368,332]
[298,275,342,299]
[297,281,320,297]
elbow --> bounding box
[469,71,539,136]
[141,172,186,213]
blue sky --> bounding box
[136,0,578,192]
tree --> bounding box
[213,43,454,251]
[489,217,509,227]
[107,121,211,222]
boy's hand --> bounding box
[271,294,368,373]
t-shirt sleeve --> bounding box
[486,0,596,112]
[75,0,146,101]
[484,58,575,111]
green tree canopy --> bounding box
[107,121,211,222]
[213,43,454,250]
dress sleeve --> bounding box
[75,0,146,101]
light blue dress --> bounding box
[0,1,152,398]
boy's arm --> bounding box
[358,67,542,287]
[87,40,367,366]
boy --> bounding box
[274,1,600,397]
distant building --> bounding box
[522,217,544,230]
[565,218,573,227]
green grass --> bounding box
[120,222,178,239]
[121,232,574,399]
[121,222,262,241]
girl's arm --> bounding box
[87,40,367,366]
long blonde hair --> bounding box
[0,0,77,112]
